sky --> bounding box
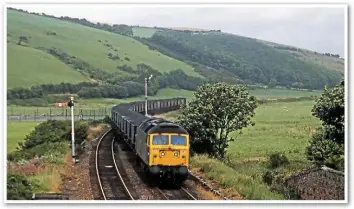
[10,5,346,57]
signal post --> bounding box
[67,97,76,164]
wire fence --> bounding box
[7,107,111,122]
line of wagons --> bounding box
[111,97,187,146]
[110,97,191,185]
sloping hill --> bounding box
[139,29,343,89]
[7,43,89,88]
[259,40,344,73]
[7,9,201,89]
[7,8,343,93]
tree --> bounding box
[306,79,344,170]
[311,79,344,144]
[17,36,28,45]
[176,82,257,159]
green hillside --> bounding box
[7,9,201,89]
[7,43,89,88]
[259,40,345,73]
[139,29,343,89]
[7,8,343,102]
[132,27,158,38]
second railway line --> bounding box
[95,129,134,200]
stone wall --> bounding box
[284,166,344,200]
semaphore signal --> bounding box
[67,97,76,164]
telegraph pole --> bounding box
[145,75,153,116]
[67,97,75,164]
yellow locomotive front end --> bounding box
[147,133,190,184]
[149,134,189,166]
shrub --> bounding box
[306,129,344,171]
[8,120,88,162]
[8,142,69,162]
[7,174,37,200]
[268,152,289,169]
[262,170,274,185]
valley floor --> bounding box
[160,100,321,199]
[6,89,322,200]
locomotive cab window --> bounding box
[171,135,187,146]
[152,135,169,145]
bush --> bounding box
[8,120,88,162]
[19,120,70,150]
[268,152,289,169]
[306,130,344,171]
[262,170,274,185]
[8,142,69,162]
[72,122,89,145]
[7,174,37,200]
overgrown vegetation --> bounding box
[190,155,285,200]
[306,79,345,171]
[177,82,257,159]
[6,120,94,199]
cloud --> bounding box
[9,4,345,57]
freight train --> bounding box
[111,97,190,186]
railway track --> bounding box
[95,129,134,200]
[157,187,197,200]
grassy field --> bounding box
[155,88,322,101]
[163,100,321,199]
[227,100,320,160]
[7,9,201,89]
[7,121,40,153]
[132,27,157,38]
[6,88,322,116]
[7,44,89,88]
[249,88,321,99]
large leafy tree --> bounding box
[177,82,257,159]
[306,79,345,170]
[312,79,344,144]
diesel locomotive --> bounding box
[111,97,190,186]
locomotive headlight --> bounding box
[174,151,179,157]
[160,151,166,157]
